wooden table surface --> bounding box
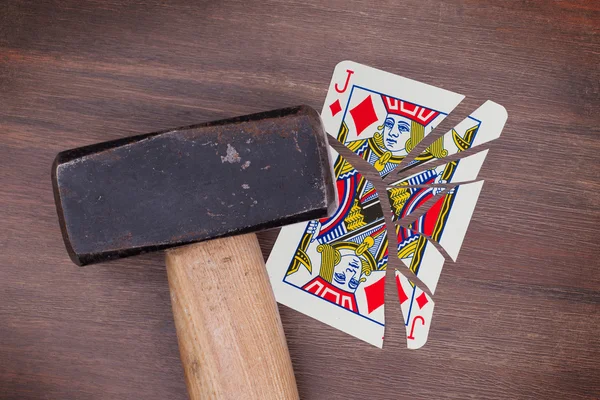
[1,1,599,399]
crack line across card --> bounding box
[269,61,509,350]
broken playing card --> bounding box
[267,61,507,349]
[267,147,388,348]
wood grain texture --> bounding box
[166,234,298,400]
[0,0,598,399]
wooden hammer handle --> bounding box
[165,233,299,400]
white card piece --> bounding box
[396,271,435,349]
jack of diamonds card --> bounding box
[321,61,465,178]
[267,147,388,347]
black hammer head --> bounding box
[52,106,336,266]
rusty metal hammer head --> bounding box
[52,105,336,266]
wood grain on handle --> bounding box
[165,233,299,400]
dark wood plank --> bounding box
[1,0,599,399]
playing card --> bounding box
[322,61,465,178]
[396,271,435,349]
[268,61,507,350]
[395,101,507,175]
[267,147,388,347]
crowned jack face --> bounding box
[382,114,413,154]
[332,253,364,292]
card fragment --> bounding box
[396,101,507,175]
[396,271,435,349]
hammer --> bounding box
[51,106,336,399]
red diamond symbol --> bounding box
[416,292,429,309]
[396,274,408,304]
[364,276,385,313]
[349,95,378,136]
[329,99,342,117]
